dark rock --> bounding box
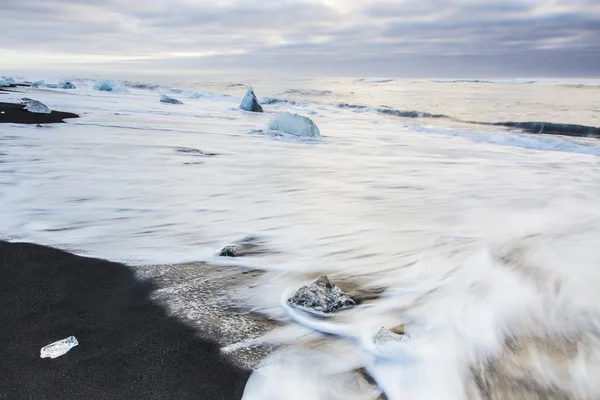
[0,102,79,124]
[36,124,42,128]
[239,86,263,113]
[219,245,237,257]
[287,276,355,313]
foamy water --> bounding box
[1,77,600,399]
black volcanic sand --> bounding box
[0,102,79,124]
[0,241,250,400]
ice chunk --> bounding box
[31,80,45,88]
[219,245,237,257]
[20,98,51,114]
[287,276,355,313]
[0,79,9,87]
[373,327,415,349]
[93,80,129,92]
[268,112,321,139]
[59,80,76,89]
[160,94,183,104]
[40,336,78,359]
[239,86,263,112]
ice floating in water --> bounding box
[240,86,263,112]
[287,276,355,314]
[31,80,45,88]
[219,245,237,257]
[373,327,415,351]
[20,98,51,114]
[93,80,129,92]
[159,94,183,104]
[40,336,78,359]
[0,78,9,87]
[59,80,76,89]
[268,112,321,139]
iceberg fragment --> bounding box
[31,80,45,88]
[159,94,183,104]
[59,80,76,89]
[268,112,321,139]
[93,80,129,92]
[0,79,9,87]
[287,276,355,313]
[239,86,263,112]
[373,327,415,350]
[20,98,51,114]
[40,336,78,359]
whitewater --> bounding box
[2,77,600,399]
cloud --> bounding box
[1,0,599,77]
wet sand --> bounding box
[0,240,251,399]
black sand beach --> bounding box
[0,241,250,399]
[0,102,79,124]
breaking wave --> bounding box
[488,121,600,138]
[334,103,599,139]
[282,89,332,96]
[336,103,450,119]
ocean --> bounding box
[2,76,600,399]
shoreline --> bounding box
[0,240,256,399]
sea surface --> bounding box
[2,76,600,399]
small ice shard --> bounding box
[287,276,355,313]
[373,327,415,349]
[219,245,237,257]
[160,94,183,104]
[268,112,321,139]
[40,336,78,359]
[32,80,45,88]
[0,79,9,87]
[239,86,263,113]
[93,80,129,92]
[20,98,51,114]
[59,80,76,89]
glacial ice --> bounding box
[239,86,263,112]
[31,80,45,88]
[287,276,355,313]
[268,112,321,139]
[40,336,78,359]
[20,98,51,114]
[93,80,129,92]
[59,80,76,89]
[373,327,415,350]
[159,94,183,104]
[0,79,9,87]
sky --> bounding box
[1,0,599,78]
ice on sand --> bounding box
[239,86,263,112]
[20,98,51,114]
[160,94,183,104]
[268,112,321,139]
[93,80,129,92]
[40,336,78,359]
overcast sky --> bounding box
[1,0,599,78]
